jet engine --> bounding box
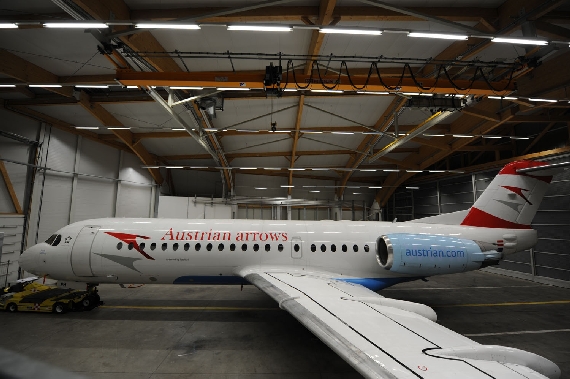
[376,233,502,276]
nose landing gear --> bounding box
[83,283,103,311]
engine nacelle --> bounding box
[376,233,500,276]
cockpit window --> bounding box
[45,234,57,245]
[46,234,61,246]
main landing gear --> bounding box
[81,284,103,311]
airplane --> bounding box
[18,160,566,379]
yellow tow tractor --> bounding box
[0,277,101,314]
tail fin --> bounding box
[461,161,556,229]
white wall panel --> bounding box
[73,177,116,222]
[117,184,152,218]
[78,138,119,177]
[158,196,189,218]
[0,215,24,286]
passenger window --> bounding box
[321,244,326,252]
[230,243,236,251]
[173,243,179,251]
[162,243,167,251]
[265,244,270,252]
[195,243,201,251]
[207,243,213,251]
[294,244,300,252]
[52,235,62,246]
[353,244,358,252]
[331,244,336,252]
[342,244,347,252]
[117,242,123,250]
[128,243,134,250]
[253,244,259,252]
[242,243,247,252]
[218,243,224,251]
[364,244,369,252]
[151,243,156,251]
[45,234,57,245]
[140,243,146,250]
[278,244,283,252]
[184,243,190,251]
[310,244,316,252]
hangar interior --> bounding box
[0,0,570,377]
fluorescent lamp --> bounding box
[358,91,390,95]
[44,22,108,28]
[419,93,434,96]
[311,168,329,171]
[281,185,294,187]
[529,98,558,102]
[311,89,343,93]
[0,23,17,29]
[369,186,382,189]
[75,126,99,130]
[320,28,381,36]
[0,85,16,87]
[126,86,139,89]
[288,168,305,171]
[429,170,445,173]
[309,190,320,193]
[488,96,518,100]
[228,25,291,32]
[482,135,502,139]
[304,131,323,134]
[264,168,281,170]
[353,192,361,195]
[492,37,548,46]
[76,85,109,89]
[255,187,267,190]
[29,84,62,88]
[166,166,184,169]
[217,87,250,91]
[143,166,160,169]
[406,170,423,173]
[452,134,472,138]
[170,86,204,90]
[332,131,354,135]
[172,128,186,131]
[406,186,420,190]
[204,128,217,132]
[135,23,200,30]
[402,92,420,96]
[423,134,445,137]
[283,88,298,92]
[510,136,530,140]
[239,167,257,170]
[383,169,400,172]
[107,127,130,130]
[360,169,377,172]
[408,32,467,40]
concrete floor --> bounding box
[0,271,569,379]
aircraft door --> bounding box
[71,226,99,276]
[291,237,303,259]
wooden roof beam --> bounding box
[0,49,73,97]
[77,91,163,184]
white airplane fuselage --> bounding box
[20,217,537,290]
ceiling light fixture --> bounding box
[107,127,130,130]
[492,37,548,46]
[29,84,62,88]
[369,186,382,189]
[452,134,472,138]
[217,87,250,91]
[429,170,445,173]
[0,84,16,87]
[239,167,257,170]
[166,166,184,169]
[255,187,267,190]
[319,28,382,36]
[358,91,390,95]
[44,22,108,28]
[170,86,204,90]
[135,23,200,30]
[0,23,17,28]
[281,185,294,188]
[283,88,298,92]
[311,89,343,93]
[75,85,109,89]
[529,98,558,102]
[406,186,420,190]
[126,86,139,89]
[406,170,423,173]
[75,126,99,130]
[332,131,354,135]
[383,169,400,172]
[288,168,305,171]
[408,32,468,40]
[488,96,517,100]
[309,190,321,193]
[228,25,291,32]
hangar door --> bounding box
[71,226,100,276]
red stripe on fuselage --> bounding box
[105,232,154,260]
[461,207,531,229]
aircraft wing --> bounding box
[237,266,560,379]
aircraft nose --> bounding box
[19,246,39,275]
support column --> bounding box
[113,150,123,217]
[68,135,82,224]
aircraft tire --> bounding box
[53,302,66,314]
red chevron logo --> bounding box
[501,186,532,205]
[105,232,154,260]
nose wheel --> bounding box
[84,283,103,311]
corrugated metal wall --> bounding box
[387,159,570,285]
